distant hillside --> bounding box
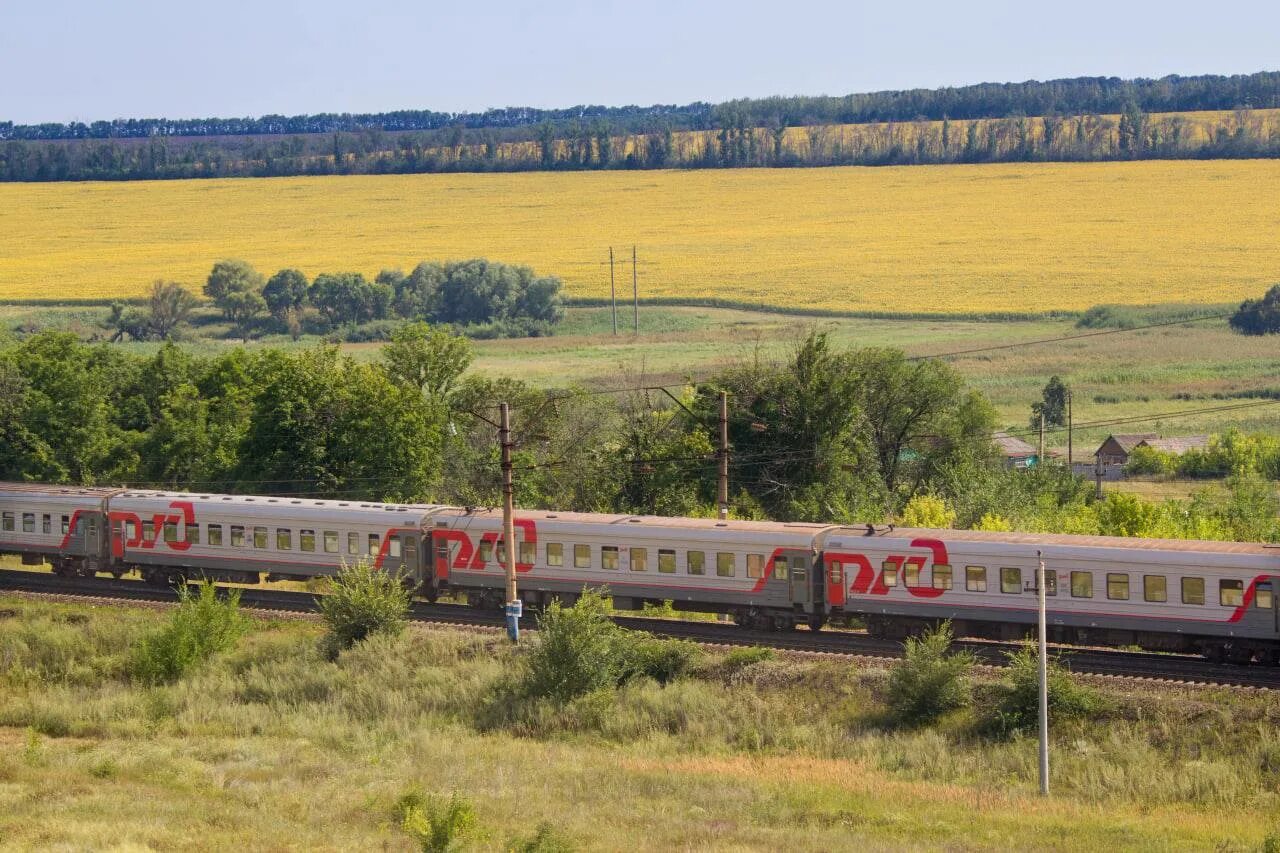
[2,72,1278,181]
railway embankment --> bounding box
[2,588,1279,850]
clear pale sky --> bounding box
[2,0,1277,124]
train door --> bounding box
[85,515,101,561]
[787,551,813,608]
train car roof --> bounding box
[0,481,121,498]
[110,490,456,524]
[832,525,1280,557]
[445,507,835,534]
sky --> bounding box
[2,0,1278,125]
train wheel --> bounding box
[807,615,825,633]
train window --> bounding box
[1,512,13,531]
[717,553,735,577]
[143,520,155,542]
[881,561,898,587]
[828,560,843,586]
[231,525,245,547]
[300,529,316,552]
[1045,572,1058,596]
[519,541,535,565]
[324,531,339,553]
[574,544,590,568]
[632,547,648,572]
[602,546,619,570]
[1181,576,1205,605]
[1001,567,1022,594]
[1070,571,1093,598]
[688,550,705,575]
[368,534,380,556]
[126,519,138,540]
[253,526,267,548]
[747,554,765,579]
[42,514,51,535]
[275,528,291,550]
[1106,573,1129,601]
[61,515,69,535]
[965,566,987,592]
[405,538,417,561]
[1220,579,1244,607]
[1256,583,1273,609]
[774,555,789,580]
[389,537,402,558]
[495,539,506,566]
[22,513,35,533]
[186,523,199,544]
[164,521,179,543]
[904,562,920,587]
[658,549,676,573]
[208,525,223,546]
[547,543,564,566]
[347,533,359,555]
[932,564,953,590]
[1143,575,1167,603]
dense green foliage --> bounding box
[1126,429,1280,480]
[1229,284,1280,335]
[989,644,1107,735]
[886,622,975,725]
[4,72,1278,180]
[395,790,478,853]
[128,582,248,684]
[317,560,412,657]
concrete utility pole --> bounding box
[609,247,617,336]
[632,245,639,334]
[717,390,730,520]
[1095,455,1104,499]
[1036,549,1050,796]
[499,402,520,643]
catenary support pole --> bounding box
[1037,549,1050,796]
[500,402,520,642]
[1067,391,1074,469]
[632,245,639,334]
[717,391,729,520]
[1038,414,1045,466]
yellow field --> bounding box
[2,159,1278,312]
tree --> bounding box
[146,280,200,339]
[204,259,265,322]
[262,268,309,322]
[309,272,382,327]
[383,323,473,398]
[221,289,266,342]
[1229,284,1280,335]
[1030,375,1070,429]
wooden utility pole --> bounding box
[1067,391,1074,469]
[1038,414,1045,467]
[632,245,639,334]
[609,247,617,335]
[499,402,520,643]
[717,390,729,520]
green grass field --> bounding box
[3,594,1279,851]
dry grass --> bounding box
[2,160,1278,312]
[3,594,1280,850]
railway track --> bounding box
[4,569,1279,689]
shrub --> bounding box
[396,789,477,853]
[129,581,248,684]
[886,622,974,725]
[899,494,956,529]
[989,642,1106,734]
[511,822,576,852]
[317,560,410,658]
[721,646,775,674]
[622,635,702,686]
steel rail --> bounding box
[3,569,1278,690]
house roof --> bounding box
[1099,433,1160,454]
[1138,435,1210,455]
[992,431,1037,457]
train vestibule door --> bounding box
[787,551,812,607]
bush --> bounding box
[899,494,956,529]
[720,646,775,674]
[521,588,696,704]
[989,642,1106,734]
[317,560,410,658]
[129,582,248,684]
[886,622,974,725]
[511,822,576,852]
[395,789,477,853]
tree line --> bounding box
[108,259,565,343]
[1,328,1274,541]
[4,73,1280,181]
[6,72,1278,142]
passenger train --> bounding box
[2,481,1277,663]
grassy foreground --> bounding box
[2,160,1278,311]
[2,594,1279,851]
